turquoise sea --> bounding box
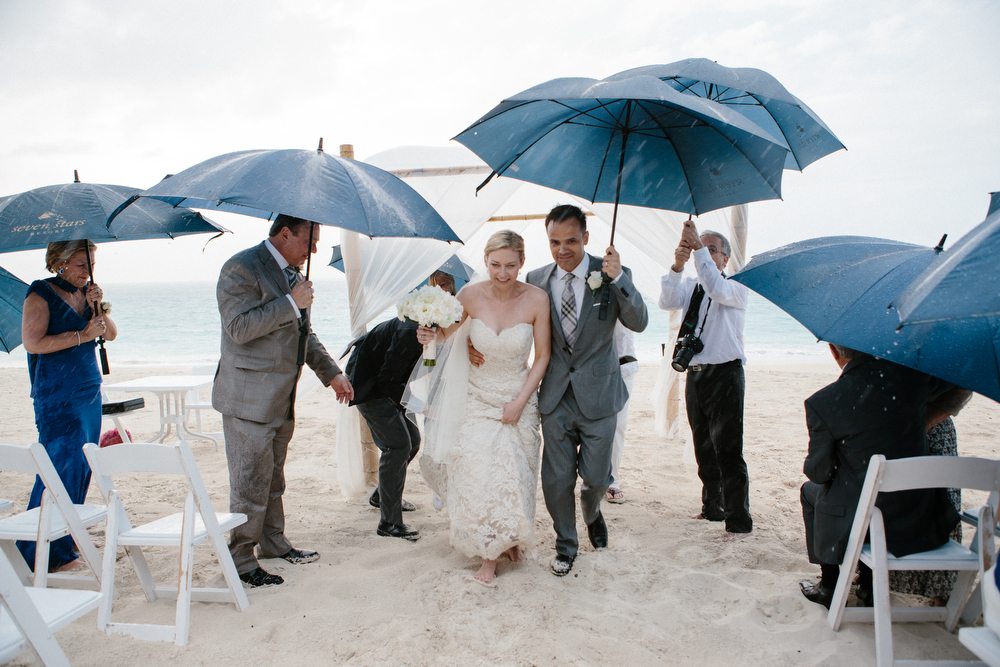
[0,280,827,369]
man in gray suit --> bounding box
[527,205,648,576]
[213,214,354,588]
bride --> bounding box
[414,230,550,586]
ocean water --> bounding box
[0,280,827,369]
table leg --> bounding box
[174,391,220,449]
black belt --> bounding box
[688,359,741,373]
[619,355,637,365]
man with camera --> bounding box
[659,220,752,534]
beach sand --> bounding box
[2,361,999,666]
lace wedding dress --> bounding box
[434,318,541,560]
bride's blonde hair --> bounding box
[483,230,525,262]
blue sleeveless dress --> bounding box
[17,278,102,571]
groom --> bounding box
[528,205,648,576]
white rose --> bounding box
[587,270,605,291]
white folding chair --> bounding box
[828,454,1000,666]
[958,505,1000,666]
[83,441,249,646]
[0,442,107,590]
[0,547,101,667]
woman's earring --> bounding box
[58,266,65,275]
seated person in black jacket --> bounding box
[345,272,456,542]
[799,344,959,608]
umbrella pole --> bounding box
[609,104,633,248]
[84,244,110,375]
[296,223,316,366]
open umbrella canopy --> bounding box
[898,199,1000,325]
[615,58,844,171]
[0,265,27,353]
[0,177,225,252]
[454,73,789,227]
[329,244,474,291]
[732,235,1000,402]
[114,143,461,243]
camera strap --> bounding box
[676,284,706,341]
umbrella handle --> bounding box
[98,341,110,375]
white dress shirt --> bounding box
[264,239,301,318]
[659,246,747,365]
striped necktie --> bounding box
[284,265,301,289]
[561,272,577,348]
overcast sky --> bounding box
[1,0,997,284]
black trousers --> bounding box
[356,398,420,526]
[685,359,752,532]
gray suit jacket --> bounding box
[527,254,648,420]
[212,242,341,423]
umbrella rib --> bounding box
[631,99,696,212]
[491,100,619,175]
[590,103,628,203]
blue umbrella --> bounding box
[328,245,475,291]
[0,171,227,370]
[732,235,1000,402]
[614,58,845,171]
[0,171,226,252]
[897,196,1000,325]
[454,73,789,244]
[0,265,27,353]
[111,140,461,253]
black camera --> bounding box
[671,334,705,372]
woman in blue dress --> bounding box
[17,239,117,572]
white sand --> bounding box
[2,361,1000,666]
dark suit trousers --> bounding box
[685,360,752,532]
[223,413,295,575]
[357,398,420,526]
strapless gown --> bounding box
[440,318,541,560]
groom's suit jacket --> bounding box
[212,241,340,423]
[527,254,648,420]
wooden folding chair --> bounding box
[0,548,101,667]
[82,441,249,646]
[827,454,1000,666]
[0,442,107,590]
[958,505,1000,666]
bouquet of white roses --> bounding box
[397,285,464,366]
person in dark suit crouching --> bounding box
[345,271,456,542]
[798,343,959,608]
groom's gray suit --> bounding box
[213,241,341,574]
[527,253,648,558]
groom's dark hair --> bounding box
[545,204,587,232]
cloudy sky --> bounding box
[1,0,997,284]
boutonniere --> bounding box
[587,270,612,321]
[587,270,607,292]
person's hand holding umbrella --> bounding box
[602,246,622,281]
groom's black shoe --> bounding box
[798,580,834,609]
[377,521,421,542]
[280,547,319,564]
[551,554,575,577]
[587,512,608,549]
[239,567,284,588]
[369,489,416,512]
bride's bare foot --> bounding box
[504,546,523,563]
[473,559,498,586]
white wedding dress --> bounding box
[425,318,541,560]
